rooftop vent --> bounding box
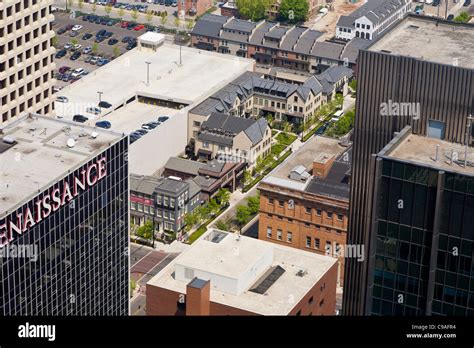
[296,269,308,277]
[67,138,75,148]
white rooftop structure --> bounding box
[138,31,165,49]
[148,229,337,315]
[0,114,124,216]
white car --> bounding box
[71,68,85,78]
[86,107,101,115]
[83,46,92,54]
[56,96,69,103]
[64,43,72,50]
[73,44,82,51]
[71,25,83,31]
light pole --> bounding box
[179,33,190,67]
[145,61,151,86]
[97,91,103,113]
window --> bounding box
[305,207,311,214]
[277,229,282,240]
[325,241,332,255]
[316,209,322,216]
[294,96,298,102]
[335,243,341,256]
[309,296,313,304]
[184,268,194,279]
[268,198,274,204]
[319,299,324,307]
[202,141,209,148]
[337,213,343,221]
[266,227,272,238]
[287,232,292,243]
[306,236,311,248]
[218,145,225,151]
[296,310,301,316]
[193,121,201,127]
[278,200,284,207]
[327,212,333,219]
[314,238,320,249]
[163,196,169,206]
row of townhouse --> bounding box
[191,14,372,74]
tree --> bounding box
[349,79,357,92]
[105,4,112,15]
[131,9,139,21]
[186,20,194,31]
[279,0,309,23]
[51,35,58,47]
[118,7,125,19]
[215,219,230,231]
[265,113,274,128]
[243,169,252,187]
[283,121,292,134]
[247,194,260,215]
[236,0,272,22]
[216,188,231,207]
[207,198,220,216]
[454,11,470,23]
[146,10,153,24]
[174,17,180,28]
[113,46,120,58]
[92,43,99,55]
[160,12,168,26]
[235,205,251,229]
[196,204,210,223]
[78,0,84,9]
[92,2,97,13]
[136,221,153,240]
[255,155,265,174]
[70,38,78,46]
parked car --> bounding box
[463,0,471,6]
[96,29,107,37]
[98,101,112,108]
[106,20,115,26]
[69,30,79,37]
[70,52,81,61]
[95,17,102,24]
[55,49,67,58]
[72,25,83,31]
[121,21,129,28]
[58,66,70,74]
[56,96,69,103]
[95,120,112,129]
[127,22,137,30]
[97,58,109,66]
[85,55,93,63]
[65,24,74,30]
[90,56,100,65]
[72,44,82,51]
[86,107,101,115]
[104,31,113,38]
[447,14,454,20]
[108,38,118,45]
[157,116,169,122]
[133,24,145,31]
[57,27,67,35]
[122,36,132,43]
[126,41,137,50]
[73,115,88,123]
[62,74,73,82]
[83,46,92,54]
[71,68,85,78]
[82,33,93,40]
[88,15,98,23]
[95,35,105,43]
[64,43,72,50]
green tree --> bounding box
[235,205,251,229]
[283,121,292,134]
[51,35,58,47]
[113,46,120,58]
[118,7,125,19]
[236,0,272,21]
[136,220,153,240]
[208,198,220,216]
[255,155,265,174]
[146,10,154,24]
[131,9,139,21]
[160,12,168,26]
[70,38,78,46]
[105,4,112,15]
[184,212,198,232]
[196,204,211,223]
[265,113,274,128]
[279,0,309,23]
[92,42,99,55]
[247,194,260,215]
[174,17,181,28]
[349,79,357,92]
[216,188,231,206]
[186,20,194,31]
[215,219,230,231]
[243,169,252,187]
[454,11,470,23]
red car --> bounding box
[59,66,70,74]
[133,24,145,31]
[121,21,129,28]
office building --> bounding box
[0,0,56,124]
[343,15,474,315]
[0,114,129,315]
[147,229,337,315]
[258,136,351,285]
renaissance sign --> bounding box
[0,157,107,248]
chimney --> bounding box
[186,278,210,316]
[312,153,335,179]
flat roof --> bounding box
[384,133,474,176]
[369,15,474,69]
[57,42,254,120]
[0,114,123,217]
[148,229,337,315]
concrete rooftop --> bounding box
[147,229,337,315]
[0,114,124,217]
[385,133,474,176]
[369,15,474,69]
[57,42,255,121]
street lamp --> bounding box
[179,33,190,66]
[145,61,151,86]
[97,91,103,113]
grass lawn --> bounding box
[187,225,207,244]
[276,132,297,146]
[271,144,285,156]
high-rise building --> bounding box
[343,15,474,315]
[0,114,129,315]
[0,0,56,124]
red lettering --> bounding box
[86,164,98,186]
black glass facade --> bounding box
[369,159,474,316]
[0,137,129,315]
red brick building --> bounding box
[177,0,213,17]
[147,229,337,315]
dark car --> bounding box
[82,33,93,40]
[66,24,74,30]
[122,36,132,43]
[97,29,107,36]
[447,14,454,20]
[127,22,136,30]
[104,31,113,38]
[106,20,115,26]
[95,17,102,24]
[70,52,81,61]
[82,15,90,21]
[55,49,67,58]
[98,101,112,108]
[108,38,118,45]
[316,122,329,135]
[97,58,109,66]
[73,115,88,123]
[126,41,137,50]
[88,15,97,22]
[95,120,112,129]
[57,27,67,35]
[157,116,169,122]
[58,66,70,74]
[95,36,106,43]
[432,0,440,5]
[463,0,471,6]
